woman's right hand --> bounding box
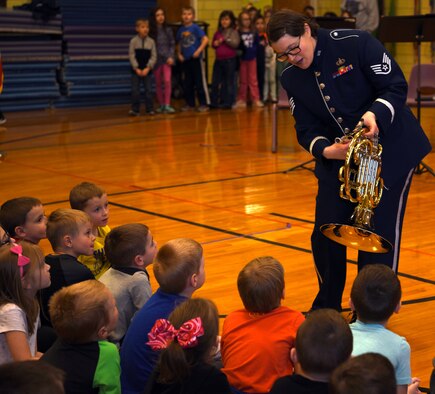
[322,142,350,160]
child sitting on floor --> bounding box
[221,256,305,393]
[0,241,51,364]
[270,308,353,394]
[41,280,120,393]
[69,182,111,278]
[120,238,205,394]
[99,223,157,346]
[40,208,95,328]
[144,298,231,393]
[0,197,47,244]
[350,264,421,394]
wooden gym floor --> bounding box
[0,103,434,387]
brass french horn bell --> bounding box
[320,120,393,253]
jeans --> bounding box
[211,57,237,108]
[131,72,155,112]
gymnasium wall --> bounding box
[197,0,433,83]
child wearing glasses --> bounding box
[0,241,51,364]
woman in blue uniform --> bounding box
[267,10,431,311]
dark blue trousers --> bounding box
[180,57,208,107]
[131,72,155,113]
[211,57,236,108]
[311,167,414,311]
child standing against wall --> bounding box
[129,19,157,116]
[149,8,176,114]
[176,6,210,112]
[210,10,240,109]
[234,11,263,109]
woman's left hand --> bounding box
[361,111,379,139]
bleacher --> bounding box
[0,0,156,111]
[0,7,62,111]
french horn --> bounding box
[320,119,393,253]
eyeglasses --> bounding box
[276,36,302,62]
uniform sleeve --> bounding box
[129,38,138,70]
[359,32,408,134]
[281,73,332,159]
[93,341,121,394]
[129,273,152,312]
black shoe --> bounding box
[128,110,140,117]
[0,112,6,125]
[146,110,155,115]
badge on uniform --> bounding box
[371,53,392,75]
[332,63,353,79]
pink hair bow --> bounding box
[147,317,204,350]
[10,243,30,278]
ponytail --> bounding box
[148,298,219,384]
[158,341,190,383]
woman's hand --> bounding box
[361,111,379,139]
[322,141,350,160]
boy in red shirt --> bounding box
[221,256,305,393]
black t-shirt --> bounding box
[270,374,329,394]
[40,254,94,326]
[144,363,231,394]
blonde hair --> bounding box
[136,18,149,27]
[49,280,111,344]
[46,208,90,250]
[0,241,45,334]
[153,238,202,294]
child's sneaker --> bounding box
[197,105,209,113]
[164,105,176,113]
[233,100,247,109]
[156,105,165,113]
[181,105,195,112]
[128,110,140,116]
[254,100,265,108]
[0,112,6,125]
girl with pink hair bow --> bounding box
[144,298,232,394]
[0,240,51,364]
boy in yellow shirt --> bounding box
[69,182,111,278]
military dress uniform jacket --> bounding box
[280,28,432,189]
